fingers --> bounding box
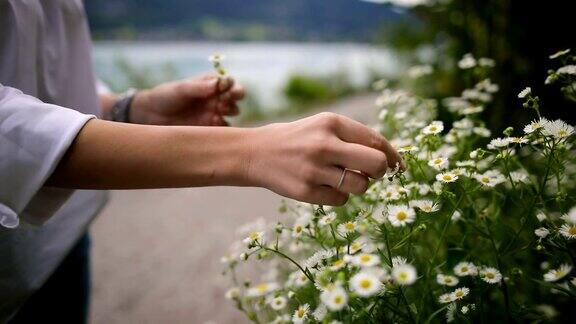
[302,185,349,206]
[317,167,370,195]
[178,76,219,99]
[331,114,405,170]
[210,114,229,126]
[330,142,389,178]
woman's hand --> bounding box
[245,112,404,206]
[129,74,244,126]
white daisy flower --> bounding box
[428,157,449,170]
[451,287,470,300]
[208,53,226,63]
[458,53,477,69]
[534,227,550,239]
[350,271,383,297]
[543,264,573,282]
[349,253,381,268]
[422,121,445,135]
[564,207,576,223]
[523,118,549,134]
[313,304,328,321]
[473,127,491,137]
[478,57,495,67]
[549,49,570,59]
[509,136,529,145]
[436,274,459,286]
[268,296,288,310]
[438,293,455,304]
[246,282,279,297]
[473,170,506,187]
[461,106,484,115]
[292,304,310,324]
[536,212,547,222]
[541,119,574,139]
[380,187,401,201]
[320,284,348,311]
[456,160,476,168]
[454,262,478,277]
[378,109,389,120]
[329,259,347,272]
[436,172,459,183]
[392,256,408,267]
[407,64,433,78]
[372,79,389,91]
[510,170,530,184]
[392,263,418,285]
[303,249,336,269]
[387,205,416,227]
[225,287,241,299]
[451,210,462,221]
[518,87,531,98]
[337,221,358,235]
[557,65,576,75]
[319,212,337,226]
[480,267,502,284]
[559,223,576,239]
[243,231,265,246]
[397,144,419,153]
[410,199,440,213]
[487,137,511,149]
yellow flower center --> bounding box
[345,223,355,231]
[295,226,302,233]
[297,309,305,318]
[486,273,495,279]
[398,272,408,281]
[334,295,344,304]
[461,267,469,273]
[360,279,372,289]
[430,126,438,132]
[256,283,268,293]
[443,175,453,181]
[360,255,372,263]
[481,177,490,183]
[396,211,408,221]
[569,225,576,235]
[434,159,442,164]
[455,291,464,298]
[444,278,453,284]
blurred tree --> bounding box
[377,0,575,131]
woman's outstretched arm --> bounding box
[47,112,404,206]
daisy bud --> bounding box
[240,253,249,261]
[275,223,284,233]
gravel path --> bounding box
[89,94,377,324]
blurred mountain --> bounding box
[85,0,406,41]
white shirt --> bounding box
[0,0,108,320]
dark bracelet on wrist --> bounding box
[111,88,137,123]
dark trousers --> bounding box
[9,234,91,324]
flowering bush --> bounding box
[222,50,576,323]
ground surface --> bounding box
[89,94,377,324]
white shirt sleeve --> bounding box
[0,84,95,228]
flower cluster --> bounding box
[222,51,576,323]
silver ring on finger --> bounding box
[337,168,347,190]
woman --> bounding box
[0,0,403,322]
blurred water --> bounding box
[93,41,400,109]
